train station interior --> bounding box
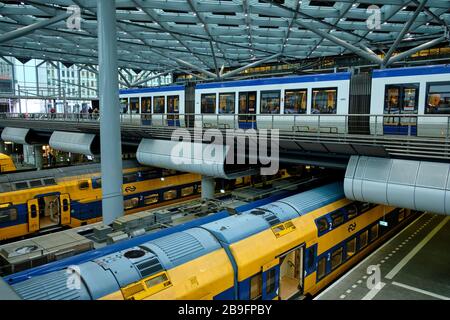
[0,0,449,302]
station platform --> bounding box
[315,213,450,300]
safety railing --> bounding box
[1,112,450,139]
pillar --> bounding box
[97,0,124,225]
[34,145,43,170]
[201,176,215,200]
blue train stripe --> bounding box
[196,72,351,89]
[373,64,450,78]
[119,85,185,95]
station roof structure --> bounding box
[0,0,449,80]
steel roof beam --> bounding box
[383,0,429,65]
[0,12,71,44]
[220,53,281,79]
[387,35,448,65]
[293,20,383,65]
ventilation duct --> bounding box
[344,156,450,215]
[136,138,257,179]
[49,131,99,156]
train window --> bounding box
[130,97,140,114]
[331,212,345,228]
[398,209,405,222]
[62,199,69,211]
[357,202,370,213]
[181,186,194,197]
[385,86,400,113]
[284,89,307,114]
[346,204,358,219]
[30,204,37,218]
[93,178,102,189]
[29,180,43,188]
[123,174,137,184]
[201,94,216,114]
[154,96,165,113]
[359,230,368,249]
[78,180,89,190]
[142,97,152,113]
[43,178,56,186]
[260,90,281,114]
[124,197,139,210]
[163,190,177,201]
[384,84,419,114]
[370,224,379,241]
[15,182,28,190]
[265,268,276,294]
[317,217,329,233]
[346,238,357,258]
[317,257,326,280]
[250,273,262,300]
[311,87,337,114]
[425,81,450,114]
[120,98,129,114]
[145,273,169,288]
[144,194,159,205]
[167,95,179,114]
[331,247,343,270]
[219,93,235,114]
[0,204,17,223]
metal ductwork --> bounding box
[49,131,99,156]
[136,138,257,179]
[1,127,36,145]
[344,156,450,215]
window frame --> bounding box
[249,273,262,300]
[331,247,344,271]
[141,96,152,114]
[317,256,326,280]
[218,92,236,114]
[163,189,178,201]
[201,93,217,114]
[153,96,165,114]
[284,89,307,114]
[311,87,338,114]
[265,268,276,294]
[359,230,369,249]
[0,204,18,223]
[425,81,450,114]
[260,90,281,114]
[346,238,357,259]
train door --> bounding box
[167,95,180,127]
[383,84,419,136]
[239,91,257,129]
[27,199,39,232]
[141,96,152,125]
[37,194,61,228]
[278,245,304,300]
[60,194,71,225]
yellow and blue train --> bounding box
[0,160,202,241]
[0,153,15,173]
[9,182,415,300]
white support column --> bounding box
[97,0,124,225]
[34,145,43,170]
[201,176,215,200]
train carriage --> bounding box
[194,73,351,132]
[0,161,202,241]
[119,85,186,127]
[370,65,450,137]
[8,182,417,300]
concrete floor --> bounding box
[315,213,450,300]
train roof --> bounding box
[0,153,11,160]
[119,85,185,95]
[195,72,351,90]
[373,64,450,78]
[0,160,140,193]
[201,182,344,244]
